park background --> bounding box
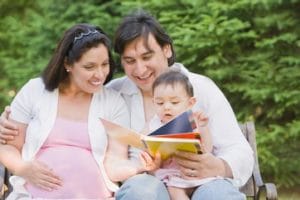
[0,0,299,199]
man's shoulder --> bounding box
[173,62,213,85]
[106,76,128,91]
[106,76,138,95]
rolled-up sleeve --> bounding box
[192,75,254,187]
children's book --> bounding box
[100,110,202,160]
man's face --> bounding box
[121,34,172,95]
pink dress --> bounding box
[25,117,112,199]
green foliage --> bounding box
[0,0,299,187]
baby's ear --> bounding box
[188,97,196,108]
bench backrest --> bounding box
[239,121,263,198]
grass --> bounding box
[279,187,300,200]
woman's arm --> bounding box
[104,137,146,182]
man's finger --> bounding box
[0,139,6,144]
[0,131,16,141]
[4,106,11,119]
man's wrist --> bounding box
[221,159,233,178]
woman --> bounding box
[0,23,143,199]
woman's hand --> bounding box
[139,151,161,173]
[16,160,62,191]
[0,106,19,144]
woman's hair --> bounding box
[41,23,115,91]
[152,70,194,97]
[114,9,175,66]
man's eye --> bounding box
[143,55,152,60]
[124,59,135,64]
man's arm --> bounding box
[0,119,62,191]
[0,106,19,144]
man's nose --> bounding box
[134,60,147,75]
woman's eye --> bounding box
[84,65,94,70]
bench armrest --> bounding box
[258,182,278,200]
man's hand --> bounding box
[174,151,232,179]
[16,160,62,191]
[0,106,19,144]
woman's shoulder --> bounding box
[21,77,45,91]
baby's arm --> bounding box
[193,111,213,153]
[139,151,161,174]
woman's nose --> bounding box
[95,67,105,78]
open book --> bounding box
[100,110,203,160]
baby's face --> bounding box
[153,83,193,124]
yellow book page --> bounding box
[143,138,201,160]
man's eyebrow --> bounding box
[142,50,154,55]
[122,50,154,59]
[122,56,134,59]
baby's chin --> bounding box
[162,115,175,124]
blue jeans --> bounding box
[116,175,245,200]
[191,179,246,200]
[115,174,170,200]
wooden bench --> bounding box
[239,121,278,199]
[0,121,278,199]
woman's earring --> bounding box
[66,69,70,72]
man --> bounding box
[0,9,253,200]
[109,9,253,200]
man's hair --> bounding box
[41,23,115,91]
[152,70,194,97]
[114,9,176,66]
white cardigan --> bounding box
[8,78,129,199]
[108,63,254,187]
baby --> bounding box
[140,70,213,200]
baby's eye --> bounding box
[171,101,180,105]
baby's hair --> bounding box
[152,70,194,97]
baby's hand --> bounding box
[193,111,209,127]
[139,151,161,172]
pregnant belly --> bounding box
[26,146,111,199]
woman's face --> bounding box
[66,43,110,94]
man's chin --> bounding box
[136,83,153,94]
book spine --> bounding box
[195,142,203,154]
